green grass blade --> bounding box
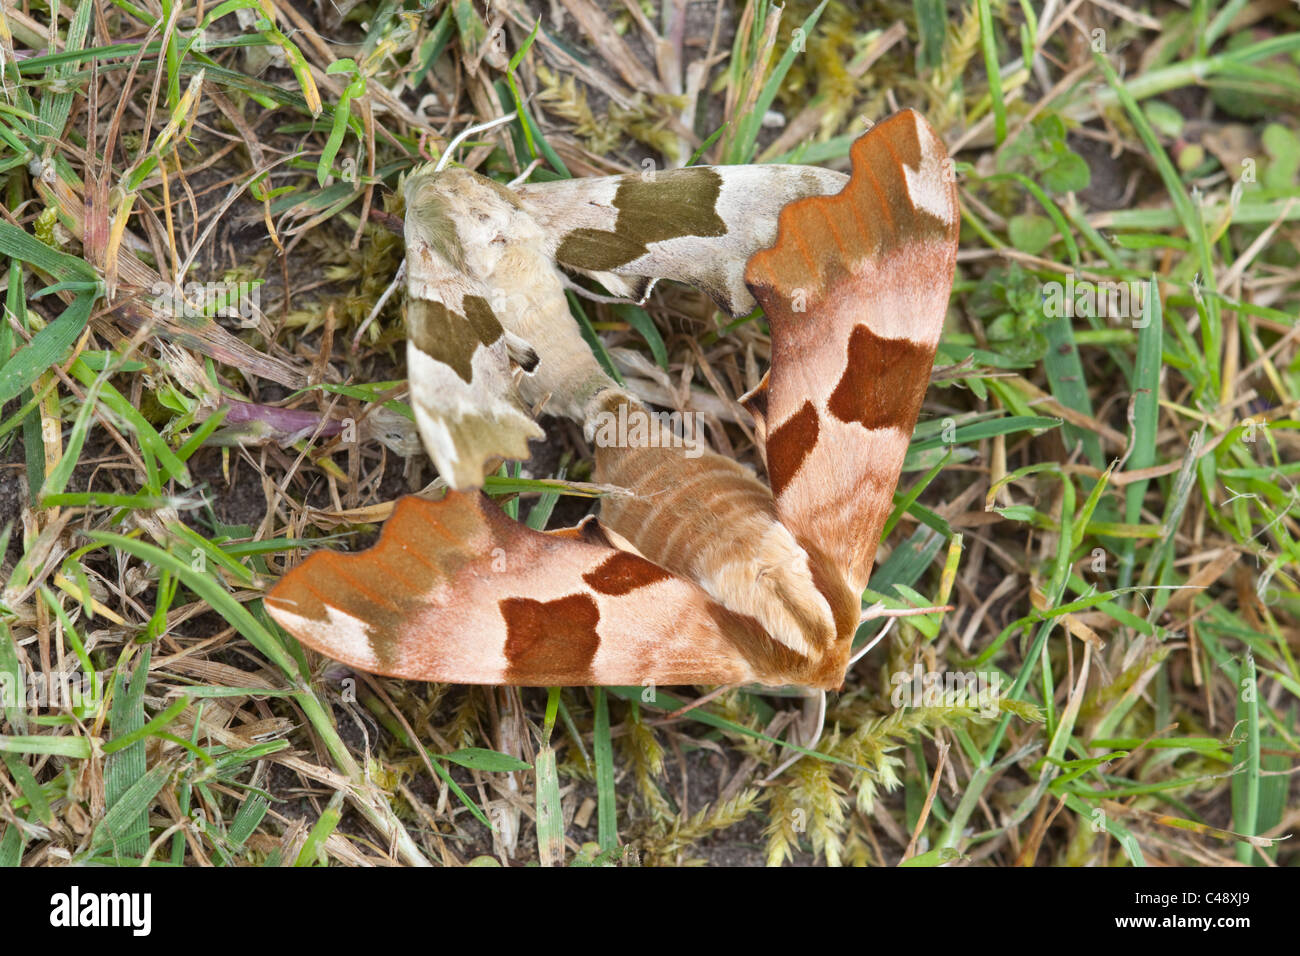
[0,294,93,406]
[1232,652,1261,864]
[593,687,618,852]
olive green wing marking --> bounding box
[515,164,847,316]
[404,168,544,490]
[404,289,543,491]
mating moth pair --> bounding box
[265,109,960,691]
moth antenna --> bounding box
[763,690,827,782]
[352,259,406,349]
[508,157,543,187]
[859,601,954,623]
[662,682,743,721]
[558,273,645,306]
[434,112,519,173]
[847,618,895,669]
[846,603,953,669]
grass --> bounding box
[0,0,1298,867]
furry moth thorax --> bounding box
[268,109,961,690]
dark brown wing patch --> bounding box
[764,400,819,497]
[583,551,674,595]
[501,593,601,683]
[827,323,934,432]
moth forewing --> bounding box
[744,109,961,601]
[265,492,791,687]
[515,164,848,317]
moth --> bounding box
[265,109,960,691]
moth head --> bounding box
[403,166,527,273]
[402,168,467,272]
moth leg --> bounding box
[662,681,827,781]
[763,689,827,782]
[416,129,437,163]
[847,618,896,671]
[663,681,745,720]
